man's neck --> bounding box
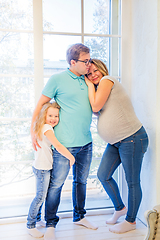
[69,68,81,77]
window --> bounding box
[0,0,121,218]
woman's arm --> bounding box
[85,77,114,112]
[44,130,75,168]
[31,94,51,151]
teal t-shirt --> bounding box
[42,69,92,147]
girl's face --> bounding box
[45,107,59,127]
[87,63,103,85]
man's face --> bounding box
[71,52,91,76]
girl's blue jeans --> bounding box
[97,126,149,223]
[27,167,51,229]
[45,142,92,228]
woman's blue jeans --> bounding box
[27,167,51,229]
[45,142,92,228]
[97,126,148,223]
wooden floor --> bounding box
[0,214,147,240]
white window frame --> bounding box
[0,0,122,219]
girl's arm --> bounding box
[85,76,114,112]
[44,130,75,167]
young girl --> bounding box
[27,102,75,238]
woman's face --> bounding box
[87,63,103,85]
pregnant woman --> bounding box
[85,59,149,234]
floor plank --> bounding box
[0,214,147,240]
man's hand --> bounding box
[31,132,41,151]
[30,94,51,151]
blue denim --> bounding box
[27,167,51,229]
[45,142,92,227]
[97,126,148,223]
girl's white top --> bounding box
[33,124,54,170]
[97,76,142,144]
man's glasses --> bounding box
[75,58,92,66]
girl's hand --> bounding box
[69,157,75,168]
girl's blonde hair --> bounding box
[91,59,109,76]
[34,102,60,139]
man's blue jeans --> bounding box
[45,142,92,228]
[27,167,51,228]
[97,126,148,223]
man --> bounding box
[31,43,98,240]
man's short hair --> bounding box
[66,43,90,65]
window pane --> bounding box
[43,0,81,33]
[86,116,114,210]
[0,120,33,163]
[43,35,81,75]
[0,119,34,218]
[84,0,121,35]
[0,161,33,218]
[85,36,110,70]
[0,0,33,30]
[84,0,110,34]
[0,32,34,75]
[0,77,34,118]
[85,36,121,77]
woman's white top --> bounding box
[33,124,54,170]
[97,76,142,144]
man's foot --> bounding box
[106,207,127,224]
[37,220,46,227]
[74,217,98,230]
[44,227,56,240]
[109,220,136,233]
[27,228,44,238]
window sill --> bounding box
[0,207,114,225]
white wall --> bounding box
[121,0,160,223]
